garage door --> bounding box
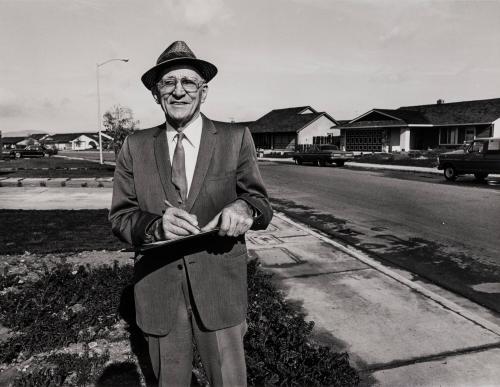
[346,129,383,152]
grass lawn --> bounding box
[0,157,114,178]
[58,150,116,163]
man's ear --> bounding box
[200,85,208,104]
[151,88,160,104]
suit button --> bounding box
[177,264,183,270]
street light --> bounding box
[96,58,129,164]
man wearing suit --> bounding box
[110,41,273,386]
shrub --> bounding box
[245,260,359,386]
[0,262,132,363]
[13,351,110,387]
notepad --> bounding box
[122,228,220,253]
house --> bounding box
[43,133,78,150]
[248,106,339,150]
[1,136,26,150]
[15,133,50,148]
[44,132,113,150]
[336,98,500,152]
[30,133,51,142]
[70,134,99,150]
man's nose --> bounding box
[172,81,186,97]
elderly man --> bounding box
[110,41,272,386]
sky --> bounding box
[1,0,500,134]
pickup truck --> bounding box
[437,137,500,181]
[9,145,57,159]
[291,144,354,167]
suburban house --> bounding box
[247,106,339,150]
[44,132,113,150]
[1,136,26,150]
[336,98,500,153]
[1,133,52,150]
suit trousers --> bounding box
[145,259,247,387]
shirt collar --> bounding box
[166,113,203,147]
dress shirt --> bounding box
[166,114,203,196]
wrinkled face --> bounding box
[153,66,208,129]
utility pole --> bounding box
[96,58,129,164]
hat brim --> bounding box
[141,57,218,90]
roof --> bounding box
[336,120,351,126]
[398,98,500,125]
[70,133,100,142]
[338,98,500,129]
[1,136,25,144]
[376,109,429,124]
[30,133,49,140]
[340,119,404,128]
[249,106,338,134]
[46,132,101,143]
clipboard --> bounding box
[122,228,220,253]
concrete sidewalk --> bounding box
[2,187,500,386]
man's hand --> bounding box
[161,207,200,240]
[201,199,254,237]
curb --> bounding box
[0,177,113,188]
[273,211,500,337]
[257,157,441,174]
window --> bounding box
[464,128,476,142]
[440,128,459,145]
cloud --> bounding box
[0,102,24,117]
[161,0,232,30]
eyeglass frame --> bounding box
[155,77,206,94]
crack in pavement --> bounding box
[358,341,500,373]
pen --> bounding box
[164,199,201,231]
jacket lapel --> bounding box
[185,114,217,212]
[153,124,180,207]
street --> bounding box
[258,160,500,313]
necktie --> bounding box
[171,132,188,204]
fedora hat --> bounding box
[141,41,218,90]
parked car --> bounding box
[9,145,58,159]
[437,137,500,181]
[291,144,354,167]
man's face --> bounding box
[154,66,208,129]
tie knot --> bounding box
[175,132,185,141]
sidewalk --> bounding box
[2,187,500,386]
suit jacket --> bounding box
[109,114,273,335]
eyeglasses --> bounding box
[156,77,205,94]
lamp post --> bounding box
[96,58,129,164]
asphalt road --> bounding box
[258,160,500,313]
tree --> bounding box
[102,105,139,156]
